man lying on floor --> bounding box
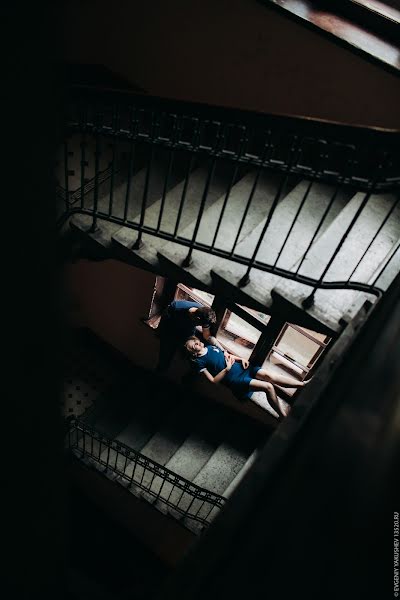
[184,336,310,419]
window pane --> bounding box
[189,287,215,306]
[296,325,329,344]
[237,304,271,326]
[217,310,261,359]
[276,325,321,367]
[175,284,214,306]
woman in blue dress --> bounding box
[185,336,310,419]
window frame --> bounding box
[266,322,331,378]
[145,278,332,383]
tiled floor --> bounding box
[61,336,117,419]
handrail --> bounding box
[67,418,226,528]
[67,85,400,137]
[58,88,400,303]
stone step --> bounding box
[374,242,400,290]
[167,441,250,525]
[139,404,238,517]
[209,180,351,310]
[111,159,237,271]
[135,403,200,504]
[273,192,399,332]
[136,430,219,517]
[200,447,261,525]
[165,412,263,524]
[156,169,296,289]
[69,148,189,248]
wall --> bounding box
[62,0,400,128]
[63,258,277,426]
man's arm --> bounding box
[206,333,224,350]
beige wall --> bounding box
[64,258,277,426]
[62,0,400,128]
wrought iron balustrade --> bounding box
[67,418,226,528]
[57,87,400,301]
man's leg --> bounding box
[155,317,180,373]
[156,336,179,373]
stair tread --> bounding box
[291,192,399,282]
[205,448,261,525]
[195,444,249,493]
[233,180,350,265]
[164,439,251,524]
[176,169,285,249]
[272,192,399,330]
[112,162,236,268]
[138,402,194,465]
[157,178,349,302]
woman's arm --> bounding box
[201,355,235,383]
[206,334,225,350]
[201,368,227,384]
[224,351,249,369]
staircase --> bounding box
[67,363,267,535]
[59,90,399,541]
[69,153,400,336]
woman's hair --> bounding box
[196,306,216,326]
[184,335,200,357]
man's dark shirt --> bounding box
[165,300,210,340]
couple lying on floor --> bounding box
[157,299,308,419]
[184,335,309,420]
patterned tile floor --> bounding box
[61,335,117,419]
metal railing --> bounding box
[67,418,226,528]
[58,87,400,304]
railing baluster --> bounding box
[370,241,400,287]
[347,195,400,282]
[156,115,180,233]
[295,145,355,275]
[66,419,228,527]
[105,442,111,469]
[238,136,301,287]
[130,455,138,487]
[123,450,129,473]
[139,457,147,486]
[173,118,201,238]
[273,140,328,269]
[80,135,86,210]
[63,139,69,212]
[182,152,219,267]
[89,104,102,233]
[301,156,387,308]
[123,105,137,223]
[229,131,273,258]
[108,103,118,217]
[132,111,159,249]
[210,126,247,251]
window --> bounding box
[174,284,215,307]
[237,304,271,327]
[216,310,262,360]
[264,323,330,382]
[144,276,332,398]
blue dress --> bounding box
[194,345,261,400]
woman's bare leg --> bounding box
[249,379,290,418]
[256,369,310,389]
